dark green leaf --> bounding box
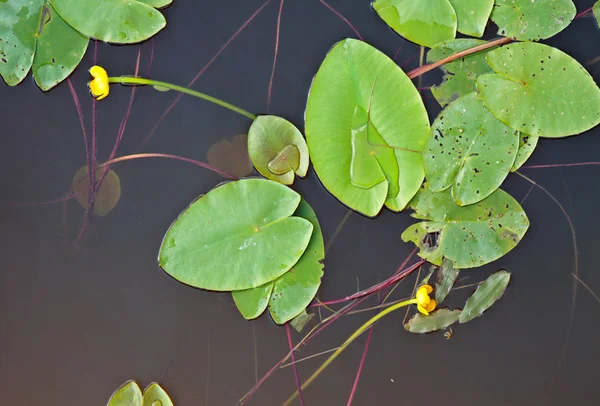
[448,0,494,37]
[435,258,459,304]
[404,308,461,333]
[459,270,511,323]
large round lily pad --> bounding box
[424,92,519,206]
[159,178,314,291]
[402,185,530,268]
[305,39,430,217]
[477,42,600,138]
[448,0,494,38]
[372,0,456,47]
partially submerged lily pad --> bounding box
[72,166,121,216]
[448,0,494,37]
[247,115,309,185]
[290,309,316,333]
[206,134,253,178]
[107,380,143,406]
[512,134,539,171]
[491,0,576,41]
[595,2,600,27]
[459,270,511,323]
[478,42,600,137]
[372,0,457,47]
[159,178,313,291]
[405,308,461,333]
[401,185,530,268]
[142,383,173,406]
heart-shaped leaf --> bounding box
[107,380,143,406]
[159,178,314,291]
[206,134,253,178]
[372,0,457,47]
[50,0,168,44]
[142,383,173,406]
[435,258,459,304]
[402,185,530,268]
[0,0,88,90]
[73,166,122,216]
[459,270,511,323]
[448,0,494,37]
[248,115,309,185]
[491,0,576,41]
[232,198,325,324]
[512,134,538,171]
[478,42,600,137]
[404,308,461,333]
[424,92,519,206]
[305,39,429,217]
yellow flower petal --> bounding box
[425,299,437,313]
[88,66,110,100]
[422,284,433,294]
[417,304,429,316]
[89,65,108,81]
[416,287,431,307]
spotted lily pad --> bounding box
[428,39,497,107]
[424,92,519,206]
[459,270,510,323]
[305,39,429,217]
[401,185,530,268]
[248,116,309,185]
[107,380,143,406]
[72,166,122,216]
[404,309,461,333]
[512,134,539,171]
[448,0,494,37]
[372,0,456,47]
[232,199,324,324]
[477,42,600,137]
[0,0,88,90]
[491,0,576,41]
[142,383,173,406]
[159,178,313,291]
[50,0,168,44]
[206,134,253,178]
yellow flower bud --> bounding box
[88,66,109,100]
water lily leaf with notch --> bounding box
[424,92,519,206]
[0,0,88,90]
[447,0,494,37]
[305,38,430,217]
[401,185,530,269]
[142,383,173,406]
[72,166,121,216]
[427,39,497,107]
[372,0,457,47]
[248,116,309,185]
[512,134,539,171]
[159,178,314,291]
[107,380,143,406]
[435,258,459,304]
[491,0,576,41]
[232,199,325,324]
[404,309,461,333]
[459,270,510,323]
[50,0,168,44]
[478,42,600,137]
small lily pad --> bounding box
[435,258,459,304]
[595,2,600,27]
[459,270,511,323]
[448,0,494,37]
[72,166,121,216]
[206,134,253,178]
[107,380,143,406]
[512,134,539,171]
[142,383,173,406]
[404,308,461,333]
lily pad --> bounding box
[305,39,429,217]
[232,198,325,324]
[428,39,497,107]
[372,0,457,47]
[401,185,530,268]
[206,134,253,178]
[72,166,121,216]
[595,2,600,27]
[159,178,313,291]
[142,383,173,406]
[50,0,168,44]
[477,42,600,137]
[435,258,459,304]
[0,0,88,90]
[491,0,576,41]
[107,380,143,406]
[404,308,461,333]
[447,0,494,37]
[139,0,172,8]
[424,92,519,206]
[247,115,309,185]
[512,134,538,171]
[459,270,510,323]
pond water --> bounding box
[1,1,599,405]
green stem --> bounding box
[283,298,419,406]
[107,76,257,120]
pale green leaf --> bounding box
[512,134,539,171]
[107,380,143,406]
[447,0,494,37]
[404,308,461,333]
[290,310,315,333]
[459,270,511,323]
[73,166,121,216]
[435,258,459,304]
[142,383,173,406]
[595,2,600,27]
[139,0,172,8]
[232,283,273,320]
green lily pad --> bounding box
[139,0,172,8]
[159,178,313,291]
[478,42,600,137]
[305,39,430,217]
[107,380,143,406]
[512,134,538,171]
[424,92,519,206]
[401,185,530,268]
[447,0,494,37]
[404,308,461,333]
[50,0,168,44]
[595,2,600,27]
[72,166,121,216]
[0,0,88,90]
[435,258,459,304]
[206,133,253,178]
[372,0,457,47]
[428,39,497,107]
[232,198,325,324]
[491,0,576,41]
[459,270,510,323]
[247,115,309,185]
[142,383,173,406]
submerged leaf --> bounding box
[401,185,530,269]
[512,134,539,171]
[491,0,576,41]
[290,310,315,333]
[248,116,309,185]
[459,270,511,323]
[447,0,494,37]
[206,134,253,178]
[372,0,457,47]
[107,380,143,406]
[424,92,519,206]
[159,179,314,291]
[405,308,461,333]
[595,2,600,27]
[305,39,429,216]
[435,258,459,304]
[478,42,600,137]
[72,166,121,216]
[142,383,173,406]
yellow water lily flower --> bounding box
[88,66,109,100]
[416,284,436,315]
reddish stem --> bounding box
[522,162,600,170]
[346,327,373,406]
[319,0,363,41]
[285,324,305,406]
[575,7,593,19]
[267,0,284,113]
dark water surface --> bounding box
[1,1,600,405]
